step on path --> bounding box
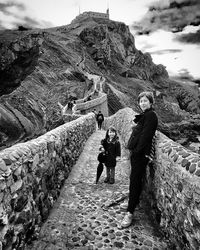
[26,130,168,250]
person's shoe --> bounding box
[121,212,133,228]
[104,177,109,183]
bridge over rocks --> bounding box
[0,108,200,250]
[25,130,168,250]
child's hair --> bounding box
[105,126,118,141]
[137,91,154,104]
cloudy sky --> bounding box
[0,0,199,79]
[0,0,152,29]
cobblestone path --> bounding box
[26,130,168,250]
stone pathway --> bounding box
[26,130,169,250]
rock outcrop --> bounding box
[0,17,200,149]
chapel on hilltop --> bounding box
[71,9,109,24]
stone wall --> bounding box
[73,92,108,116]
[146,132,200,250]
[62,114,82,123]
[0,113,96,250]
[104,107,200,250]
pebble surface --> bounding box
[26,130,169,250]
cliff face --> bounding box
[0,17,200,149]
[77,19,168,81]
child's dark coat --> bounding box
[101,137,121,168]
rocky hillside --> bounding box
[0,16,200,149]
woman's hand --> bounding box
[99,146,105,152]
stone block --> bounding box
[0,160,9,172]
[189,164,196,174]
[10,179,23,194]
[195,170,200,177]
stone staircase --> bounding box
[25,130,169,250]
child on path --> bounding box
[100,127,121,184]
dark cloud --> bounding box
[132,0,200,35]
[147,0,169,11]
[0,1,54,30]
[0,1,25,15]
[23,16,42,27]
[175,29,200,44]
[148,0,198,12]
[0,20,4,30]
[19,16,53,28]
[9,16,54,30]
[0,1,26,29]
[150,49,182,55]
[177,68,194,79]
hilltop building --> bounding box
[71,9,109,24]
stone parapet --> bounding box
[104,107,200,250]
[75,90,101,104]
[157,132,200,177]
[62,113,82,123]
[148,132,200,250]
[73,92,108,116]
[75,93,107,109]
[0,113,96,249]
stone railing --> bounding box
[62,113,82,123]
[73,92,108,116]
[0,113,96,250]
[75,90,99,105]
[104,107,200,250]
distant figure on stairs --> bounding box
[96,111,104,130]
[67,100,73,110]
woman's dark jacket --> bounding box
[101,137,121,168]
[127,108,158,157]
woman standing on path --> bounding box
[121,91,158,228]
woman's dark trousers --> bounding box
[127,154,149,214]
